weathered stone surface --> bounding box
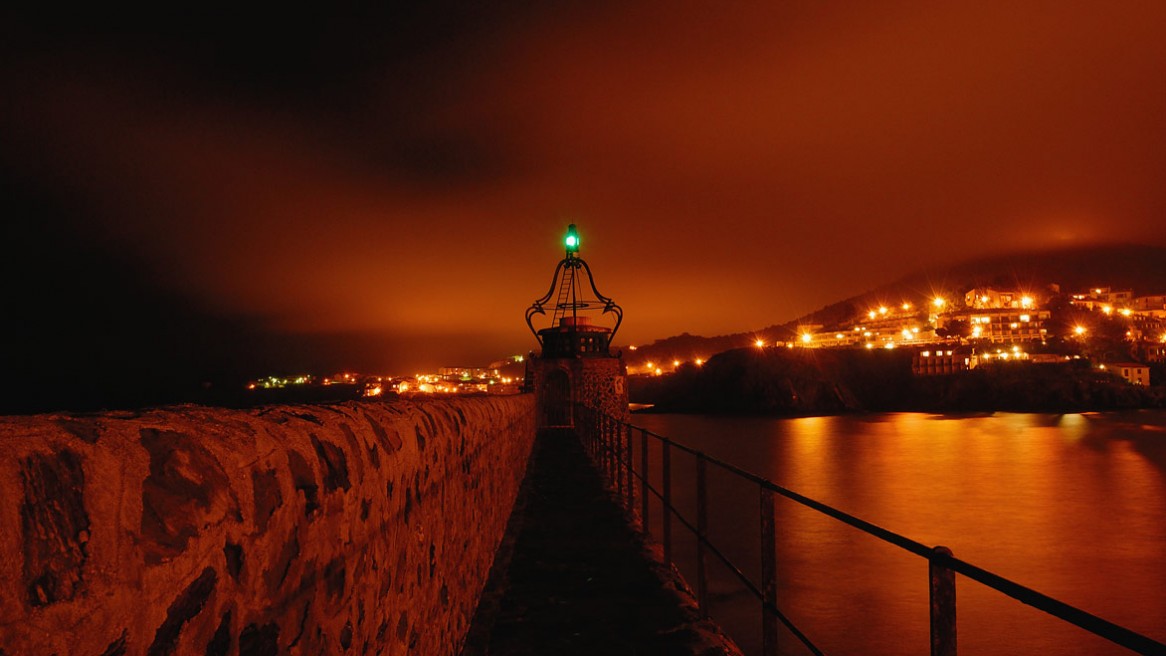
[285,448,321,517]
[55,419,102,444]
[238,623,279,656]
[205,611,231,656]
[101,630,128,656]
[140,429,239,565]
[0,396,535,655]
[223,542,243,581]
[147,566,217,656]
[310,434,351,492]
[250,468,282,532]
[20,448,89,607]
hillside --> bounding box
[620,243,1166,367]
[632,347,1166,415]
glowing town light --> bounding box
[801,333,812,344]
[628,345,637,351]
[646,362,655,370]
[933,297,946,309]
[695,358,704,366]
[836,333,844,339]
[1021,295,1033,308]
[864,342,875,349]
[1074,325,1087,336]
[1121,308,1132,317]
[755,339,765,348]
[901,302,911,311]
[1102,305,1113,315]
[868,310,877,320]
[1020,314,1030,322]
[564,224,580,253]
[672,360,681,367]
[972,326,983,338]
[1012,345,1021,353]
[884,342,896,349]
[878,306,888,315]
[901,328,912,339]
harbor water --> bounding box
[630,411,1166,655]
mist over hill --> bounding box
[619,243,1166,367]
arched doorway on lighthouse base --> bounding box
[541,368,572,428]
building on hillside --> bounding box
[911,349,969,376]
[940,309,1050,343]
[1131,294,1166,319]
[1071,287,1134,311]
[1144,344,1166,363]
[1103,362,1150,386]
[964,288,1043,310]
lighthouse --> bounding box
[525,225,628,427]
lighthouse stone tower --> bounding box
[525,225,628,428]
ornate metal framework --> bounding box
[525,226,623,346]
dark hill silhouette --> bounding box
[621,243,1166,367]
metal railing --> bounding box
[574,405,1166,656]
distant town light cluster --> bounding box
[245,355,526,397]
[628,283,1166,385]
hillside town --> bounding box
[243,359,526,401]
[632,285,1166,387]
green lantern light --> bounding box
[564,224,580,254]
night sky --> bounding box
[4,3,1166,410]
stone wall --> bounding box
[0,395,536,655]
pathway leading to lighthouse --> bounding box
[462,428,738,656]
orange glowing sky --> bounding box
[3,2,1166,399]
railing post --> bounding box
[603,414,611,483]
[662,440,672,565]
[930,545,957,656]
[625,423,634,512]
[584,407,591,454]
[640,429,650,529]
[761,487,778,656]
[609,415,617,489]
[696,452,709,618]
[615,417,624,498]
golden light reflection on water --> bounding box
[633,411,1166,656]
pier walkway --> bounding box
[461,428,737,656]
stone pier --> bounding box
[0,396,535,655]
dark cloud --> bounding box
[3,2,1166,410]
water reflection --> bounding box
[632,411,1166,656]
